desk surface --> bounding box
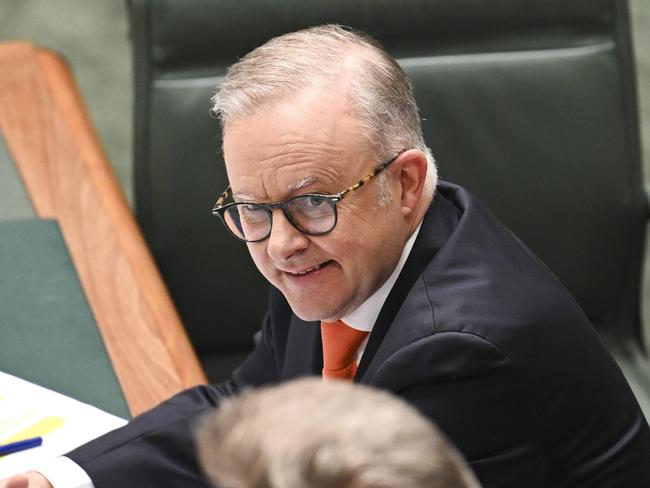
[0,41,206,415]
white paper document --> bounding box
[0,371,127,478]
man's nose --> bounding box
[266,209,309,262]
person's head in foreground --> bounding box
[196,379,480,488]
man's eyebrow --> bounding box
[232,192,263,202]
[288,176,320,192]
[232,176,321,202]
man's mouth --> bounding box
[284,260,333,276]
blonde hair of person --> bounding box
[196,379,480,488]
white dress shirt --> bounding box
[35,224,422,488]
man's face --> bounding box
[223,88,410,321]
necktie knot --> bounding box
[321,320,369,381]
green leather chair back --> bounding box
[128,0,647,380]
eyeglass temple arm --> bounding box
[214,186,232,209]
[337,155,399,200]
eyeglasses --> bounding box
[212,151,404,242]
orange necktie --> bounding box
[321,320,369,381]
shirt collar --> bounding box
[341,223,422,332]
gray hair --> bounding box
[211,24,437,199]
[196,379,480,488]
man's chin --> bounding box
[283,295,346,323]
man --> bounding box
[3,24,649,487]
[196,378,481,488]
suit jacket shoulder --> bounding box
[357,181,650,487]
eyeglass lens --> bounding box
[223,195,337,241]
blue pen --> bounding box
[0,437,43,456]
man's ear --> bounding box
[393,149,428,217]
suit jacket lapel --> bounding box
[356,187,460,382]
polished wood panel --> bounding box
[0,42,206,415]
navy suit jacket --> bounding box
[69,181,650,487]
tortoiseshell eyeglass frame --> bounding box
[211,150,406,242]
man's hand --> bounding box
[0,472,53,488]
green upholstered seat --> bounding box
[0,135,34,220]
[0,219,130,418]
[127,0,650,411]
